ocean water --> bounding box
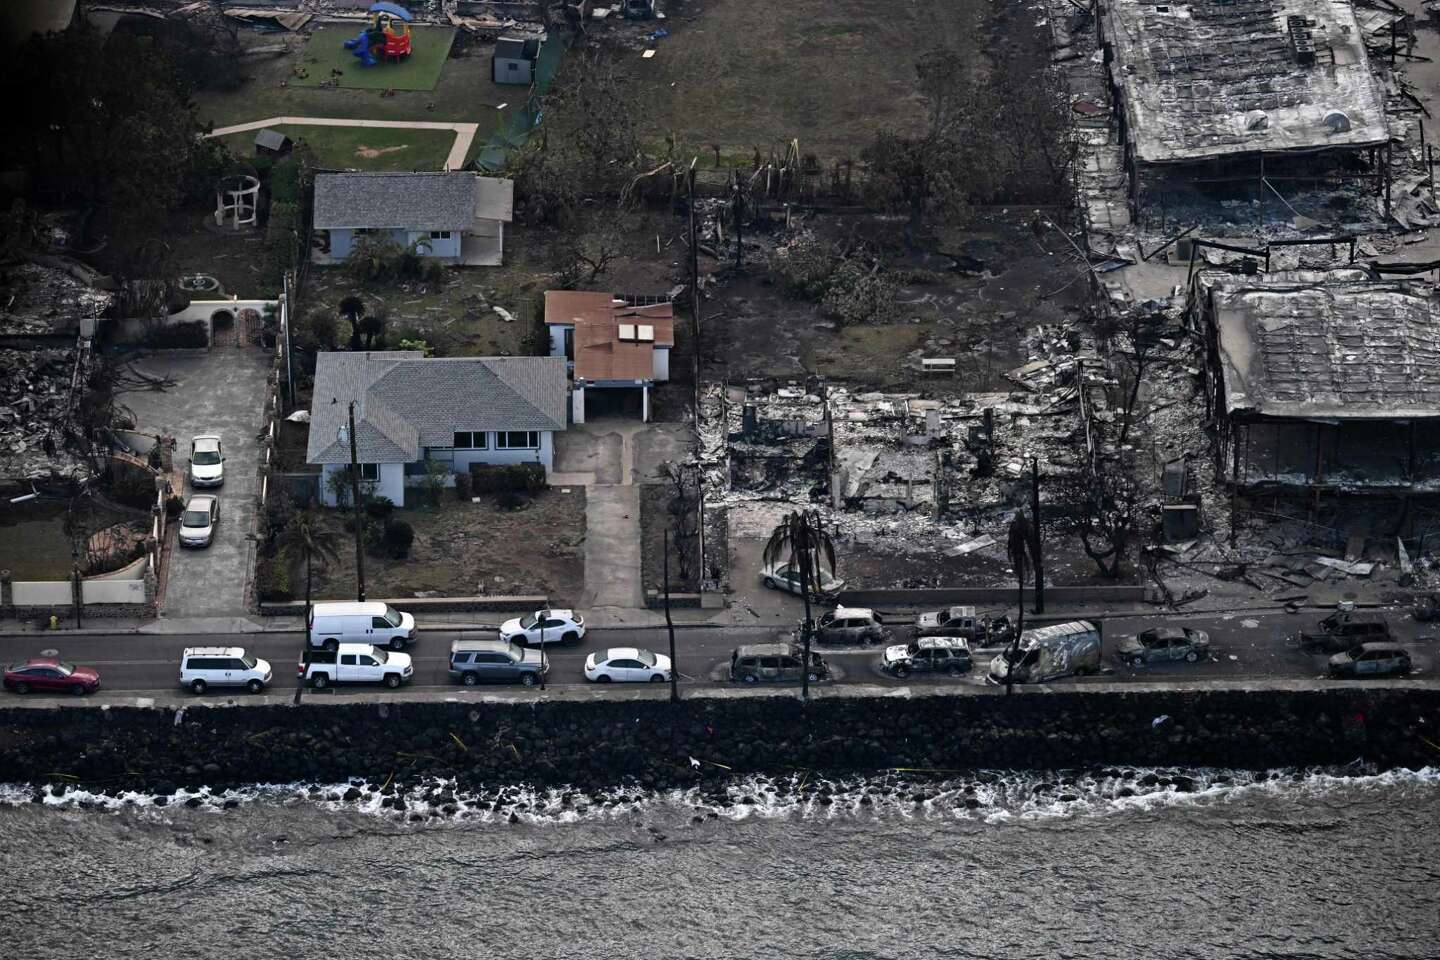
[2,767,1436,959]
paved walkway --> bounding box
[206,116,479,171]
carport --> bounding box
[122,349,271,617]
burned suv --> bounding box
[813,606,892,645]
[1299,611,1392,654]
[880,638,973,678]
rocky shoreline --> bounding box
[2,687,1437,802]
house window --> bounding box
[496,431,539,450]
[358,463,381,481]
[430,231,452,240]
[454,432,489,450]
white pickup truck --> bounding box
[299,643,413,689]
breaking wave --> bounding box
[4,765,1436,826]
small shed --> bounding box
[492,34,541,85]
[254,128,292,157]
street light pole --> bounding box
[537,615,545,691]
[346,401,366,602]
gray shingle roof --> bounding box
[313,172,512,232]
[306,352,568,465]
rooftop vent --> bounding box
[1324,111,1351,134]
[1245,110,1269,131]
[1288,16,1316,66]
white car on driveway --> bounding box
[179,495,219,547]
[500,609,586,645]
[760,562,844,599]
[585,647,672,683]
[189,434,224,487]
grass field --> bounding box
[632,0,986,160]
[194,35,508,130]
[291,25,455,92]
[220,125,458,171]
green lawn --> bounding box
[221,125,457,171]
[291,24,455,92]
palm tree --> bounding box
[339,294,366,350]
[1004,511,1035,695]
[763,510,837,699]
[277,507,341,704]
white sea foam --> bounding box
[4,766,1438,826]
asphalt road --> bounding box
[1,609,1436,700]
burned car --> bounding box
[1299,611,1391,654]
[1327,643,1412,679]
[1116,626,1211,666]
[813,606,892,645]
[914,605,984,640]
[880,638,972,678]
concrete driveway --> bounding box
[123,349,271,617]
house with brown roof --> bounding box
[543,291,675,422]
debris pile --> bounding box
[0,348,87,481]
[0,261,113,338]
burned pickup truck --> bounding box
[1298,611,1392,654]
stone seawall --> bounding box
[3,686,1437,795]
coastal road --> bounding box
[0,610,1435,699]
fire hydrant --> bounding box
[49,615,58,631]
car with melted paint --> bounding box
[1116,626,1211,666]
[188,434,225,488]
[1299,611,1392,654]
[3,658,101,696]
[729,642,828,684]
[913,605,986,641]
[880,637,973,678]
[178,494,219,548]
[500,609,586,646]
[584,647,672,683]
[1328,643,1412,679]
[813,606,891,645]
[759,562,844,599]
[987,620,1102,684]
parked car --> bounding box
[585,647,672,683]
[759,562,844,598]
[880,637,972,678]
[813,606,891,645]
[307,601,416,651]
[988,620,1102,684]
[448,639,547,687]
[3,658,100,696]
[188,434,224,488]
[729,642,828,684]
[1116,626,1211,666]
[500,609,585,646]
[914,605,984,641]
[299,644,412,689]
[1328,643,1412,679]
[1299,611,1392,653]
[178,647,271,694]
[178,494,219,548]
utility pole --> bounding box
[732,169,744,271]
[537,616,545,690]
[687,158,702,420]
[1031,457,1045,615]
[664,529,679,703]
[347,401,366,602]
[296,540,311,705]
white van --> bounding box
[179,647,272,694]
[988,620,1102,684]
[308,601,416,651]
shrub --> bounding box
[256,551,293,602]
[165,494,184,517]
[495,489,526,511]
[364,496,395,521]
[469,462,547,494]
[454,471,473,501]
[145,320,209,348]
[382,518,414,558]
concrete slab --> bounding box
[554,424,623,484]
[582,484,643,608]
[123,349,271,617]
[632,423,693,482]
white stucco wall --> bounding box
[82,579,146,604]
[11,582,73,606]
[320,461,406,507]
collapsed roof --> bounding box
[1200,269,1440,420]
[1101,0,1388,164]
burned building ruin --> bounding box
[1196,268,1440,493]
[1100,0,1391,224]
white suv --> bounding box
[179,647,272,694]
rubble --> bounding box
[0,347,89,481]
[0,261,114,339]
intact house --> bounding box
[1195,268,1440,493]
[544,291,674,422]
[1100,0,1389,223]
[306,351,568,507]
[312,171,514,267]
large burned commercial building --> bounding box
[1196,269,1440,493]
[1100,0,1390,219]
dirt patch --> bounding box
[355,144,408,158]
[640,483,701,595]
[308,488,586,600]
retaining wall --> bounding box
[258,595,548,616]
[3,685,1435,793]
[837,586,1153,607]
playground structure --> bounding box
[344,2,413,68]
[213,173,260,231]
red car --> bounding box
[3,658,101,696]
